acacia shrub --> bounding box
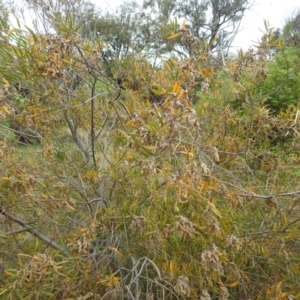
[1,13,300,300]
[258,45,300,113]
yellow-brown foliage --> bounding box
[0,14,300,300]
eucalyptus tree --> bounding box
[282,8,300,47]
[144,0,254,53]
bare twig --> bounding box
[282,217,300,232]
[238,192,298,210]
[0,209,69,257]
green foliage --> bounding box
[282,8,300,47]
[258,46,300,113]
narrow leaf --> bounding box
[167,32,181,40]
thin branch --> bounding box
[5,227,28,235]
[0,209,69,257]
[282,217,300,232]
[238,192,296,210]
[90,76,97,168]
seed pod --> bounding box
[213,147,220,164]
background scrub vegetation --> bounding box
[1,0,300,299]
